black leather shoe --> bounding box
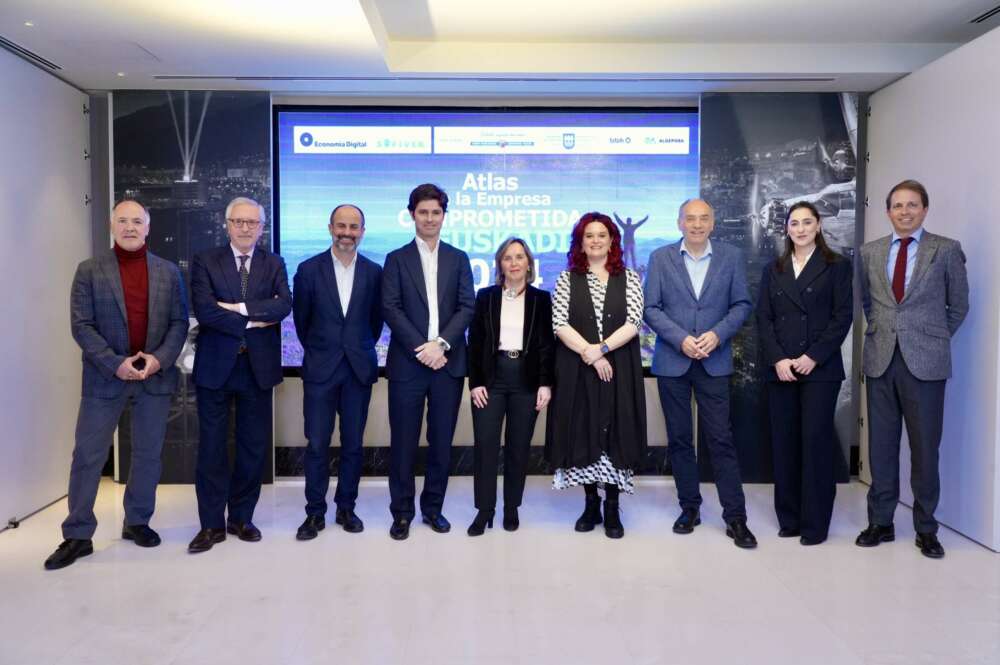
[226,522,262,542]
[502,506,519,532]
[122,524,161,547]
[296,515,325,541]
[603,499,624,539]
[44,539,93,570]
[422,513,451,533]
[335,508,364,533]
[672,508,701,534]
[725,519,758,549]
[467,511,494,537]
[574,494,603,532]
[855,524,895,547]
[188,528,226,553]
[916,532,945,559]
[800,535,826,546]
[778,527,801,538]
[389,517,410,540]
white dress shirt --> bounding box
[331,248,357,316]
[680,239,713,299]
[415,236,440,340]
[498,290,526,351]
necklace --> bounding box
[503,285,525,301]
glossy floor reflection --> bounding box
[1,478,998,665]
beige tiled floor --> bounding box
[1,478,997,665]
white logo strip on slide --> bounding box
[433,127,690,155]
[293,126,432,154]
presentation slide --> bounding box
[274,107,700,367]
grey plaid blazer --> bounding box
[859,231,969,381]
[70,249,189,398]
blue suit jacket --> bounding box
[381,239,475,381]
[643,240,752,377]
[191,245,292,390]
[71,249,189,398]
[293,250,383,386]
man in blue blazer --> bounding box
[188,197,292,553]
[292,204,383,540]
[45,200,188,570]
[643,198,758,548]
[382,184,475,540]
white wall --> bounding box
[0,50,90,525]
[866,27,1000,551]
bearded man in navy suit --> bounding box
[187,197,292,553]
[382,184,475,540]
[292,204,383,540]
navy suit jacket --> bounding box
[71,249,189,398]
[293,250,383,386]
[381,239,475,381]
[191,245,292,390]
[756,252,853,383]
[643,240,752,377]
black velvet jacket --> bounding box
[467,285,555,390]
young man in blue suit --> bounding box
[382,184,475,540]
[45,200,188,570]
[292,204,383,540]
[643,198,758,548]
[188,197,292,553]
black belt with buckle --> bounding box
[238,343,248,354]
[500,350,521,359]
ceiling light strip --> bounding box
[0,35,61,70]
[970,4,1000,23]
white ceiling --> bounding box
[0,0,997,96]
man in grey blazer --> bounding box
[857,180,969,558]
[644,198,757,548]
[44,200,188,570]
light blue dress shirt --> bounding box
[886,226,924,292]
[680,239,713,299]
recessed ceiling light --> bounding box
[24,21,34,27]
[117,72,126,77]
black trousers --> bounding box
[471,354,538,512]
[866,346,946,534]
[387,367,464,520]
[767,380,841,541]
[195,354,271,529]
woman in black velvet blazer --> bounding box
[756,201,853,546]
[466,238,554,536]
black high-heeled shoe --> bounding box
[503,506,519,531]
[467,511,494,537]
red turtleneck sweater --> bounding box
[114,243,149,354]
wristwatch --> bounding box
[600,341,610,355]
[436,336,451,352]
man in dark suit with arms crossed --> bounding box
[382,184,475,540]
[45,199,188,570]
[188,197,292,553]
[856,180,969,558]
[293,204,383,540]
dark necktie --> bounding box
[239,254,249,299]
[891,237,913,303]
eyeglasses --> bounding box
[227,218,261,229]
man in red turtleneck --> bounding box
[44,199,189,571]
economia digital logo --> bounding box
[299,132,314,147]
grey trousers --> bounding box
[62,383,171,540]
[865,346,946,534]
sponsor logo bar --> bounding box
[433,127,689,155]
[293,126,432,154]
